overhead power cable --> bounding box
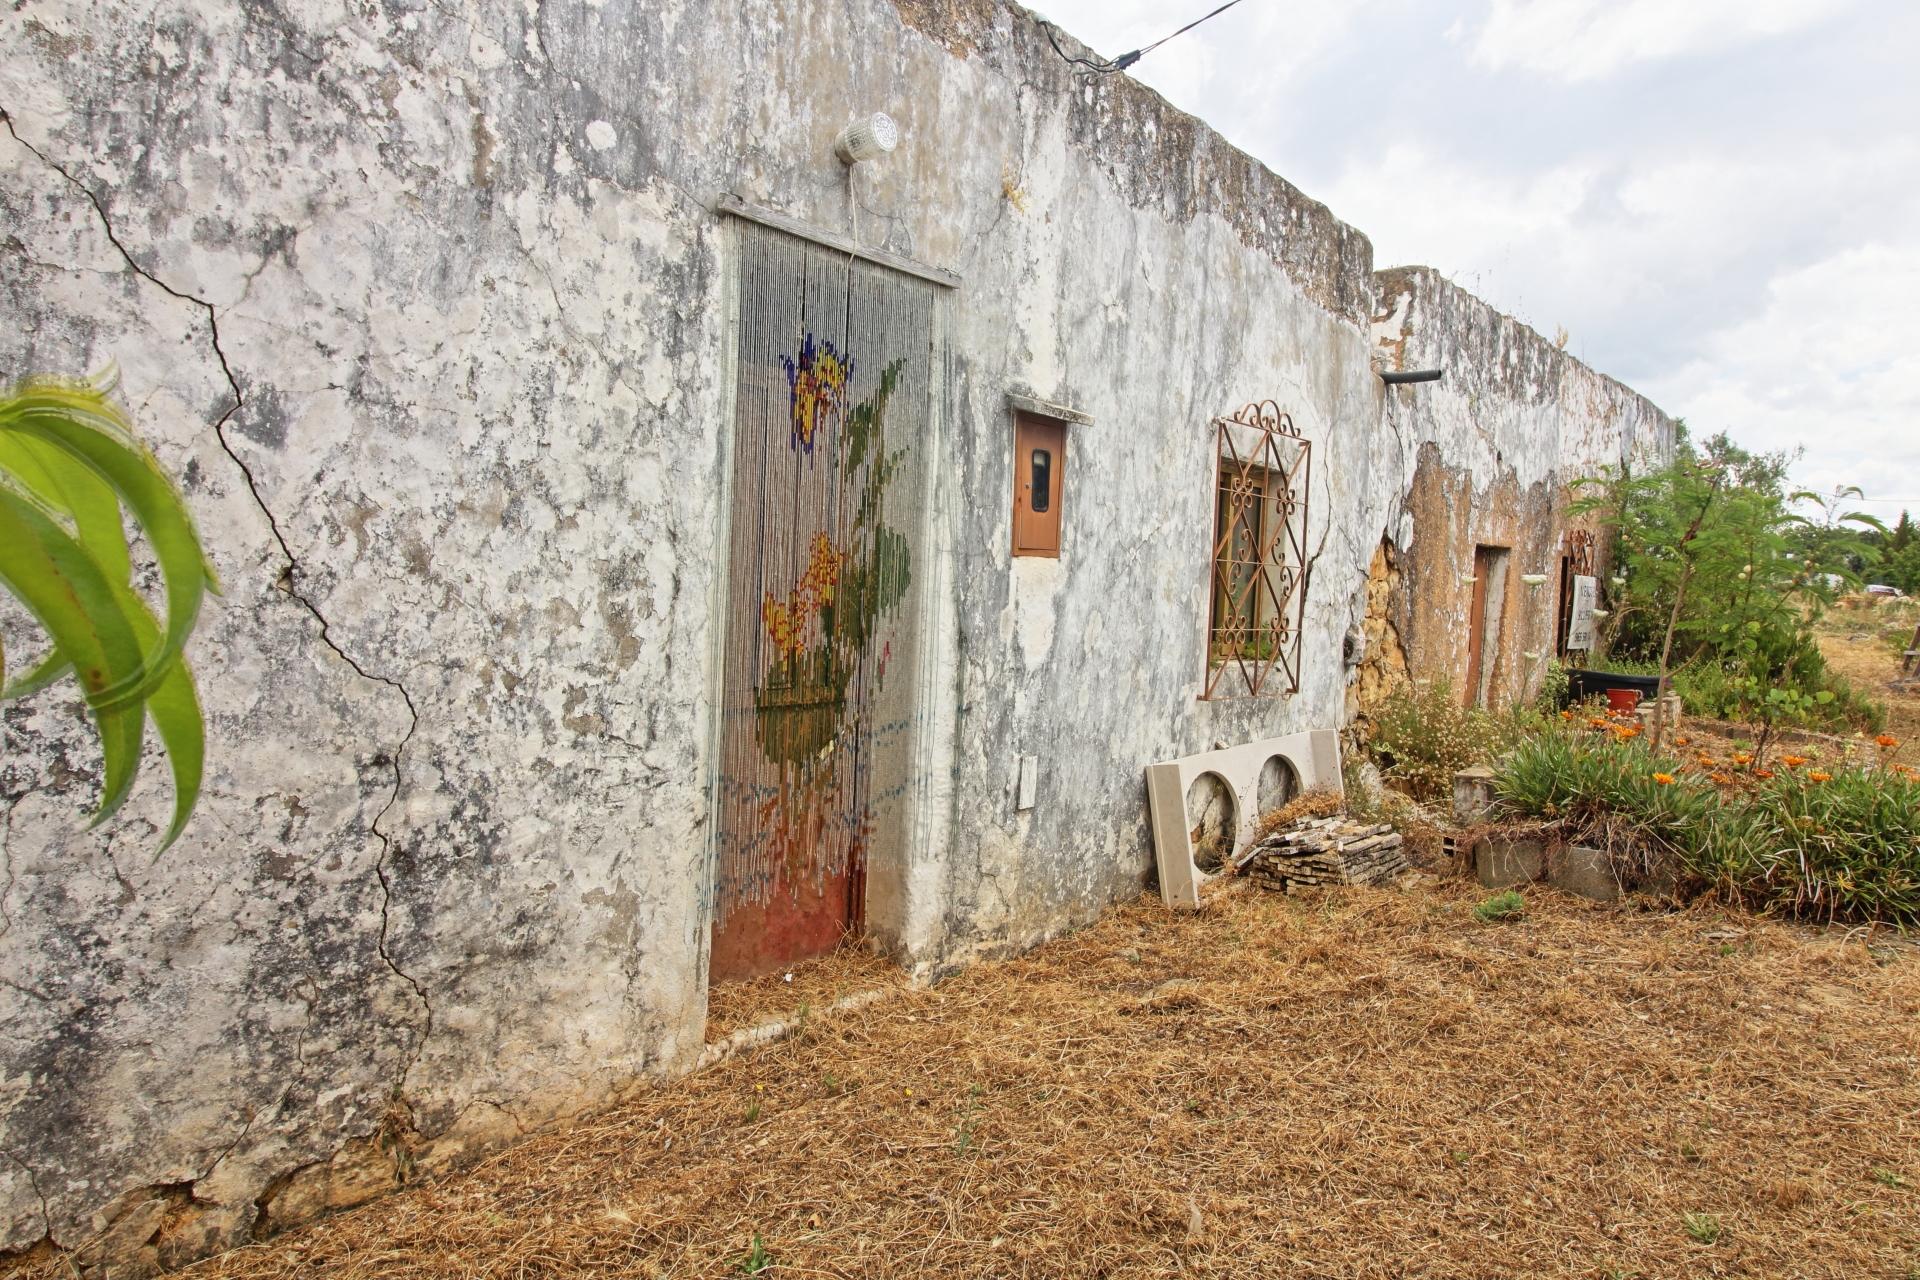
[1042,0,1247,75]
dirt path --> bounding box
[1821,603,1920,745]
[87,880,1919,1279]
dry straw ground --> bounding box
[1820,601,1920,745]
[142,878,1920,1280]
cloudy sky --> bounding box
[1034,0,1920,517]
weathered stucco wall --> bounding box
[0,1,1671,1271]
[3,1,739,1264]
[1370,267,1674,709]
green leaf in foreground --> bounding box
[0,372,215,849]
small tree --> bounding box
[0,372,216,847]
[1572,430,1878,743]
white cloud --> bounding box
[1457,0,1850,81]
[1031,0,1362,150]
[1318,137,1920,499]
[1315,143,1601,294]
[1027,0,1920,509]
[1644,244,1920,502]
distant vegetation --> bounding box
[1575,425,1883,732]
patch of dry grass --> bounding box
[121,878,1920,1280]
[703,942,903,1043]
[1819,609,1920,746]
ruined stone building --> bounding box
[0,0,1673,1269]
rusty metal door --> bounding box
[710,223,935,982]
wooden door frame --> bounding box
[1465,552,1490,707]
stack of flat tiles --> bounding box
[1238,817,1409,892]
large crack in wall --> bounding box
[0,107,437,1267]
[3,0,734,1259]
[0,110,435,1086]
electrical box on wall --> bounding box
[1011,411,1065,557]
[1008,394,1091,559]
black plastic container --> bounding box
[1565,669,1660,706]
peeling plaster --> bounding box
[0,0,1671,1270]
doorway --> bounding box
[1465,545,1510,707]
[708,222,937,983]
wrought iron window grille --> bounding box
[1202,401,1312,700]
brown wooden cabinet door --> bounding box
[1012,413,1066,557]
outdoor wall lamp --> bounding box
[1521,573,1549,588]
[835,113,898,164]
[1379,369,1444,385]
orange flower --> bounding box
[1674,736,1691,747]
[1708,772,1734,785]
[1652,773,1675,786]
[1696,755,1717,768]
[799,532,844,605]
[1781,755,1807,768]
[1560,710,1574,720]
[1753,768,1775,780]
[1731,752,1752,766]
[762,592,799,657]
[1807,770,1832,783]
[1877,734,1900,749]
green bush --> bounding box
[1578,653,1882,734]
[1723,767,1920,923]
[1669,659,1884,734]
[1533,658,1570,715]
[1473,890,1525,923]
[1575,430,1886,738]
[1493,735,1920,925]
[1494,733,1715,864]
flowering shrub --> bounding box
[1723,763,1920,922]
[1493,733,1920,925]
[1492,734,1715,866]
[1367,680,1532,800]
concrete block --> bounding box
[1639,854,1683,900]
[1635,694,1684,747]
[1452,765,1496,825]
[1549,844,1620,901]
[1474,835,1544,888]
[1145,730,1343,910]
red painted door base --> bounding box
[708,863,863,982]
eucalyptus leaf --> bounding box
[0,374,214,847]
[0,378,218,711]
